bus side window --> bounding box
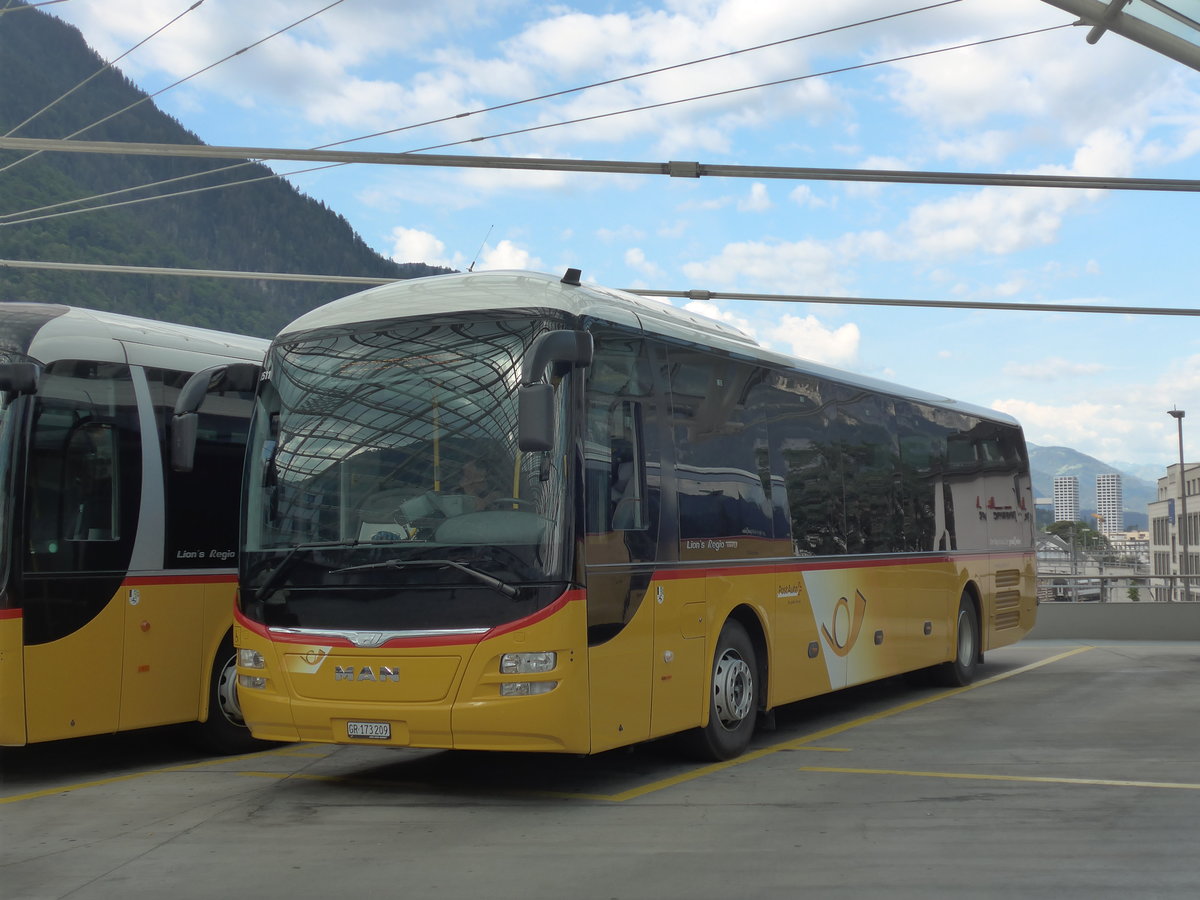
[609,402,645,531]
[62,423,118,541]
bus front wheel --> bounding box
[681,619,758,761]
[192,635,264,754]
[935,595,980,687]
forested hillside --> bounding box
[0,1,450,337]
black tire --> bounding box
[681,619,759,761]
[934,594,980,687]
[191,635,265,755]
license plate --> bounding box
[347,721,391,740]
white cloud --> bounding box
[788,185,827,208]
[737,182,772,212]
[625,247,664,280]
[477,239,543,271]
[389,226,460,268]
[681,238,844,293]
[768,314,860,367]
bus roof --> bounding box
[278,270,1020,428]
[0,303,268,368]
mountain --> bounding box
[1027,443,1159,530]
[0,1,451,337]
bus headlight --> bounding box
[238,648,265,669]
[500,651,556,674]
[499,681,558,696]
[238,675,267,689]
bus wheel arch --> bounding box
[681,609,765,761]
[935,588,982,687]
[191,631,263,754]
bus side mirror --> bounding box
[170,362,260,473]
[518,384,555,452]
[517,330,592,453]
[0,362,39,400]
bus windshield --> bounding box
[240,313,573,631]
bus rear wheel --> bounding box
[935,594,980,687]
[681,619,758,761]
[191,635,264,755]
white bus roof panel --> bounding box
[278,270,1019,428]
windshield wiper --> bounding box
[329,557,519,599]
[253,539,383,604]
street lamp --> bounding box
[1168,409,1189,600]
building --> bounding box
[1148,462,1200,601]
[1096,473,1124,534]
[1053,475,1079,523]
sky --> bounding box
[26,0,1200,473]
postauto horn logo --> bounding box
[821,590,868,658]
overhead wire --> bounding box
[2,0,965,222]
[1,19,1080,227]
[0,0,70,13]
[3,0,208,140]
[2,258,1197,319]
[0,0,348,177]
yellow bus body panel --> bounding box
[236,552,1036,755]
[235,595,592,753]
[118,581,205,731]
[23,596,123,742]
[0,613,26,745]
[116,576,238,731]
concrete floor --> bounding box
[3,640,1199,900]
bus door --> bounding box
[20,361,142,742]
[582,334,665,752]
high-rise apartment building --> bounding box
[1053,475,1079,523]
[1096,473,1124,534]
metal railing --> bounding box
[1036,573,1195,603]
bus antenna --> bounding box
[467,225,494,273]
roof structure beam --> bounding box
[1041,0,1200,71]
[1,136,1200,193]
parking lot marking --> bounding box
[0,749,272,805]
[797,766,1200,792]
[604,645,1094,802]
[1,648,1093,806]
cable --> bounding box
[0,22,1087,227]
[4,1,208,140]
[403,24,1075,155]
[1,1,966,222]
[0,0,70,12]
[3,258,1197,318]
[0,0,348,177]
[317,1,969,150]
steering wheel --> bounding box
[486,497,537,511]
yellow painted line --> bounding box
[233,769,613,802]
[0,748,276,805]
[798,766,1200,792]
[603,645,1094,802]
[1,648,1092,805]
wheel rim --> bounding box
[215,654,245,726]
[957,609,975,666]
[712,648,754,730]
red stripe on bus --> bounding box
[237,589,588,650]
[650,551,1030,583]
[124,573,238,586]
[0,608,22,620]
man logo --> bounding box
[821,590,868,658]
[334,665,400,683]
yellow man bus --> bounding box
[0,303,268,752]
[231,270,1036,760]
